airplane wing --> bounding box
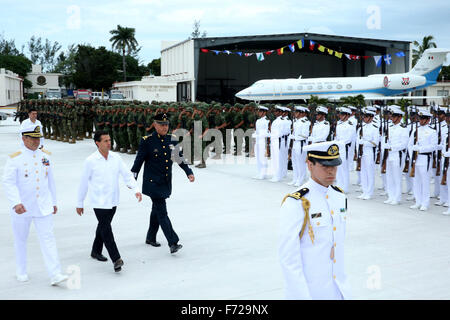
[363,96,446,100]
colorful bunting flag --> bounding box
[327,48,334,55]
[236,52,242,56]
[265,50,274,55]
[384,54,392,65]
[373,55,382,67]
[289,43,295,52]
[395,51,405,57]
[256,52,265,61]
[309,40,315,51]
[334,51,343,59]
[245,53,254,57]
[318,45,325,52]
[297,39,304,49]
[201,48,209,53]
[277,47,285,55]
[224,50,231,55]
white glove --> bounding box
[444,151,450,158]
[357,138,364,145]
[411,145,420,152]
[382,142,391,150]
[436,145,443,151]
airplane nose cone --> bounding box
[236,88,250,99]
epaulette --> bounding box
[400,123,407,128]
[41,148,52,155]
[142,133,153,140]
[348,120,353,125]
[324,121,329,125]
[9,151,21,158]
[331,185,344,194]
[281,187,309,205]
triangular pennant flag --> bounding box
[212,50,220,55]
[345,54,352,60]
[373,55,382,67]
[224,50,231,55]
[297,39,304,49]
[327,48,334,55]
[265,50,274,55]
[236,52,243,56]
[309,40,315,51]
[395,51,405,57]
[289,43,295,52]
[277,47,285,55]
[256,52,265,61]
[201,48,209,53]
[245,53,254,57]
[318,45,325,52]
[334,51,343,59]
[384,54,392,65]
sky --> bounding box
[1,0,449,65]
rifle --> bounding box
[381,107,389,174]
[356,106,363,172]
[308,104,316,145]
[436,117,442,176]
[432,112,437,169]
[410,106,419,178]
[403,107,410,173]
[441,115,449,185]
[375,106,383,164]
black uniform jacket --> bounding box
[131,132,193,199]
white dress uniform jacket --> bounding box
[290,117,310,185]
[279,178,351,300]
[3,148,56,216]
[309,120,330,143]
[254,116,271,178]
[270,116,283,180]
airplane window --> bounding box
[337,84,343,89]
[346,84,352,89]
[327,85,332,89]
[298,85,303,90]
[307,85,313,90]
[287,86,293,91]
[318,85,323,90]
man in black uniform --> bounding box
[131,113,195,254]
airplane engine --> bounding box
[383,74,426,90]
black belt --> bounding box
[345,143,351,159]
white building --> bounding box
[25,64,62,97]
[113,75,177,102]
[0,68,23,108]
[426,81,450,105]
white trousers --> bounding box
[413,164,431,208]
[291,141,307,185]
[270,137,280,179]
[279,136,288,180]
[255,137,269,178]
[386,156,404,203]
[336,157,350,193]
[11,214,61,278]
[361,150,375,197]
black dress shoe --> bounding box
[170,244,183,254]
[91,252,108,262]
[113,258,124,272]
[145,240,161,247]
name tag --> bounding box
[311,213,322,219]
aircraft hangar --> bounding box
[160,32,411,103]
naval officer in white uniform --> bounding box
[279,141,351,300]
[2,124,68,286]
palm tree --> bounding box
[109,25,138,81]
[412,35,437,67]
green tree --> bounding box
[438,65,450,81]
[190,20,207,38]
[109,25,139,82]
[53,44,77,87]
[412,35,437,67]
[148,58,161,76]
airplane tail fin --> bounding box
[408,48,450,82]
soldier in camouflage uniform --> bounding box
[75,102,84,140]
[112,106,121,152]
[119,105,129,153]
[243,102,257,157]
[136,105,147,145]
[104,106,115,150]
[231,103,245,156]
[126,105,138,154]
[192,105,209,168]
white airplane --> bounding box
[235,48,450,102]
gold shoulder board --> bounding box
[41,148,52,155]
[9,151,22,158]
